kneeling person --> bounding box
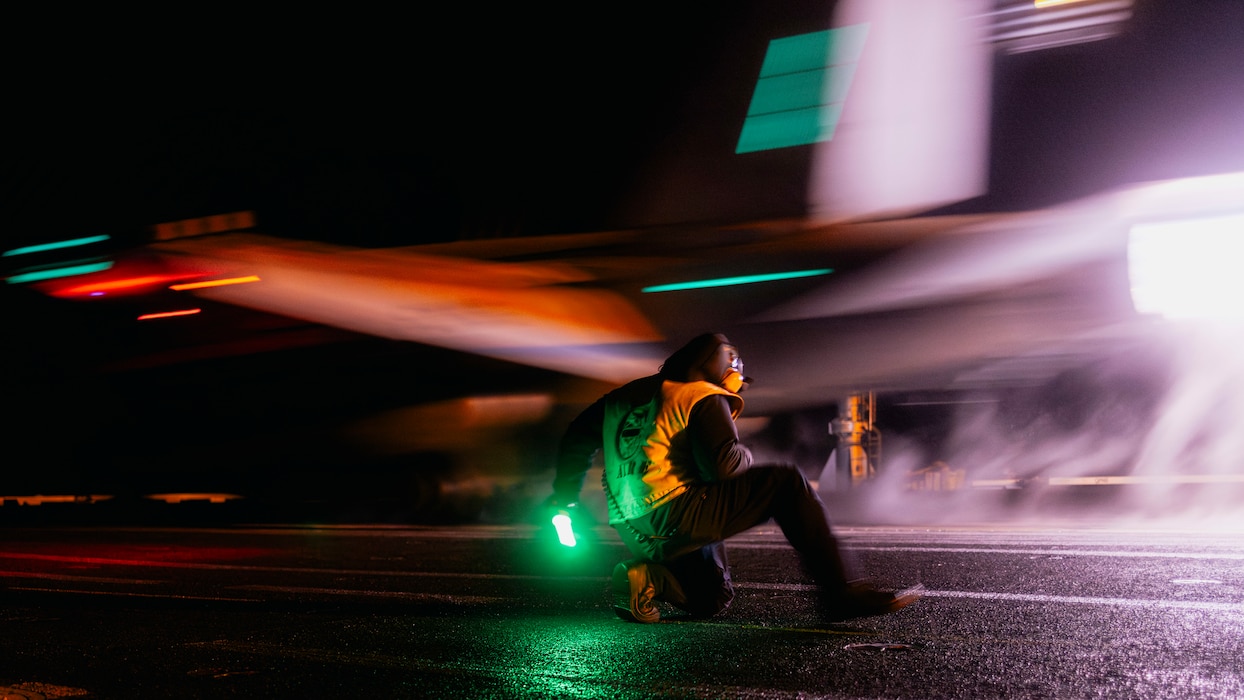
[550,333,919,623]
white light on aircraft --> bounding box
[1128,212,1244,319]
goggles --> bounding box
[724,345,751,386]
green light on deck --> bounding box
[3,235,111,257]
[642,268,832,293]
[6,261,114,284]
[552,513,577,547]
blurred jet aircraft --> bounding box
[6,0,1241,516]
[9,167,1241,512]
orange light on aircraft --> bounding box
[145,493,243,504]
[137,308,202,321]
[169,275,261,291]
[0,494,114,506]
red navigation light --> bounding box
[50,273,190,298]
[31,252,217,300]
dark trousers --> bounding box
[615,465,855,617]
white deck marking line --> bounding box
[232,584,506,604]
[0,570,163,584]
[734,583,1242,612]
[847,546,1244,560]
[6,565,1236,613]
[62,580,1235,614]
[718,543,1244,559]
[919,589,1243,612]
[32,525,548,539]
[6,587,261,602]
[0,552,599,581]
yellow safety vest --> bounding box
[603,379,742,523]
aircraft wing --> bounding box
[13,170,1242,416]
[145,233,666,385]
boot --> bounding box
[823,580,923,622]
[612,559,661,623]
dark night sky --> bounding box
[5,2,1243,252]
[5,6,764,248]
